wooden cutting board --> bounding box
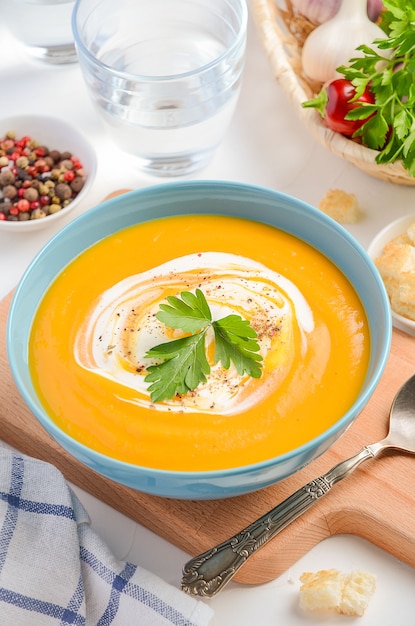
[1,288,415,585]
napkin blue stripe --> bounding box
[62,574,85,626]
[0,455,23,570]
[96,561,136,625]
[0,454,75,520]
[0,587,86,625]
[1,491,76,518]
[81,546,198,626]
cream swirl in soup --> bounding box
[74,252,315,414]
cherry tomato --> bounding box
[324,79,375,136]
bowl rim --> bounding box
[0,113,97,232]
[7,180,392,482]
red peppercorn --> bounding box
[27,165,38,177]
[63,170,75,182]
[10,151,21,161]
[35,147,46,157]
[17,198,30,212]
[30,200,41,210]
[71,156,82,169]
[17,188,25,197]
[0,212,7,221]
[39,194,50,206]
[9,206,19,216]
[34,158,50,173]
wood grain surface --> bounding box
[1,289,415,584]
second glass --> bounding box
[72,0,248,177]
[2,0,77,64]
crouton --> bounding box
[374,221,415,320]
[318,189,360,224]
[299,569,376,617]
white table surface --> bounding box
[1,11,415,625]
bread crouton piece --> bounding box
[389,277,415,321]
[385,232,413,248]
[299,569,376,617]
[339,571,377,617]
[318,189,360,224]
[374,222,415,321]
[407,221,415,245]
[299,569,343,612]
[374,242,415,279]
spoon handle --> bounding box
[181,446,374,597]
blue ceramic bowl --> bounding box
[7,181,392,499]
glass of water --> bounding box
[72,0,248,177]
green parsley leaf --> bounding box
[213,315,263,378]
[156,289,211,333]
[145,333,210,403]
[144,289,263,402]
[352,110,390,150]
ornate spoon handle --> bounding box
[181,446,375,597]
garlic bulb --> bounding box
[301,0,387,83]
[291,0,384,25]
[291,0,340,25]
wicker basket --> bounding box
[250,0,415,186]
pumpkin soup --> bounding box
[29,214,370,471]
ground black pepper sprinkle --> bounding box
[0,130,87,222]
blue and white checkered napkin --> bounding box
[0,447,214,626]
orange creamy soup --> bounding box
[29,215,370,471]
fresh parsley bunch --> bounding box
[338,0,415,175]
[144,289,263,403]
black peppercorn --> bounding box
[0,170,16,185]
[55,182,72,200]
[71,176,85,193]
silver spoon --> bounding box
[181,374,415,598]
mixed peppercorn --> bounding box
[0,130,86,222]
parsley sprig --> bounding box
[144,289,263,403]
[337,0,415,175]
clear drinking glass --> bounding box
[72,0,248,177]
[2,0,77,64]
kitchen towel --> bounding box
[0,447,214,625]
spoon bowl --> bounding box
[383,375,415,453]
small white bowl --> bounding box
[368,215,415,336]
[0,115,96,232]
